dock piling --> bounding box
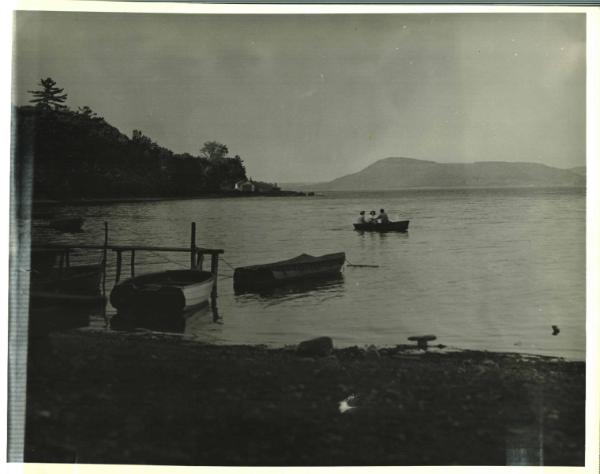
[115,250,123,283]
[102,222,108,295]
[210,254,219,297]
[190,222,197,269]
[130,250,136,278]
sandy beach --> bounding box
[25,329,585,466]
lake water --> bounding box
[32,187,586,360]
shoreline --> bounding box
[25,329,585,466]
[29,185,584,207]
[81,326,589,362]
[31,190,309,207]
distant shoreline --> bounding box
[294,184,586,192]
[32,190,309,207]
[30,185,585,207]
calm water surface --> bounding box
[33,188,586,359]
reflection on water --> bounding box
[355,230,409,239]
[234,274,345,300]
[110,299,221,334]
[28,297,105,337]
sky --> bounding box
[13,12,586,182]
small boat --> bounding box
[233,252,345,291]
[353,220,410,232]
[30,250,104,304]
[49,217,85,233]
[29,249,105,334]
[110,270,215,317]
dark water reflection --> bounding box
[110,300,222,334]
[28,297,105,337]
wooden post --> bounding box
[190,222,196,269]
[102,222,108,326]
[102,222,108,293]
[115,250,123,283]
[130,250,136,278]
[196,252,204,271]
[210,254,219,298]
[210,297,220,322]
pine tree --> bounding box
[28,77,68,110]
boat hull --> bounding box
[31,264,103,295]
[110,270,215,317]
[233,252,345,291]
[30,250,104,308]
[49,217,85,233]
[29,255,105,334]
[353,220,409,232]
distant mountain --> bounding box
[569,166,586,177]
[307,157,585,191]
[279,182,318,191]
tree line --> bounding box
[16,78,248,200]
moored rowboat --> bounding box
[110,270,215,316]
[30,250,104,303]
[234,252,345,291]
[353,220,409,232]
[29,249,105,334]
[49,217,85,233]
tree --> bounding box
[28,77,68,110]
[200,141,229,160]
[132,129,155,146]
[77,106,97,119]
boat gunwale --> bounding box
[114,270,215,289]
[234,252,346,273]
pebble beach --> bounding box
[25,330,585,466]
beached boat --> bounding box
[233,252,345,291]
[49,217,84,233]
[353,220,410,232]
[110,270,215,316]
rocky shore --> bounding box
[25,330,585,466]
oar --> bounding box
[346,258,379,268]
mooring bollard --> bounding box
[408,335,437,350]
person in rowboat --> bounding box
[377,209,390,224]
[368,210,377,223]
[356,211,367,224]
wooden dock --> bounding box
[31,222,224,298]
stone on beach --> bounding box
[296,336,334,357]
